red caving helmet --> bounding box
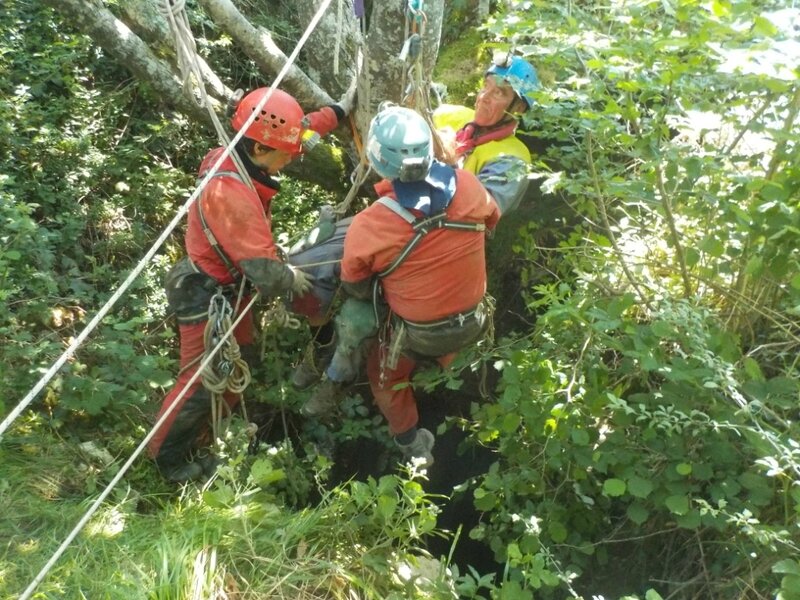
[231,87,305,154]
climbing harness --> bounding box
[374,196,486,277]
[370,196,490,386]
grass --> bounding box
[0,421,455,600]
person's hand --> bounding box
[290,266,315,296]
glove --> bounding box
[290,266,315,296]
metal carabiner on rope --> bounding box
[207,289,233,344]
[406,0,424,21]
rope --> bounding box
[201,291,251,440]
[17,295,259,600]
[16,1,335,595]
[160,0,255,192]
[397,3,447,161]
[0,0,334,442]
[335,160,371,215]
[262,301,302,330]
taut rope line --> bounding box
[18,295,259,600]
[0,0,334,441]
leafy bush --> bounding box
[459,1,800,598]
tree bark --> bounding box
[197,0,335,109]
[356,0,444,135]
[293,0,360,99]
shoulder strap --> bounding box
[195,171,247,282]
[375,196,487,278]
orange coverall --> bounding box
[149,106,340,466]
[341,169,499,434]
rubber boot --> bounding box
[396,428,435,468]
[154,388,212,483]
[291,342,334,390]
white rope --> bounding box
[17,295,259,600]
[0,0,334,440]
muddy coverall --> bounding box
[148,106,341,472]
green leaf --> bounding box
[571,428,590,446]
[677,510,701,529]
[676,463,692,476]
[645,589,665,600]
[548,520,568,543]
[742,357,764,381]
[502,412,521,433]
[604,478,626,496]
[650,320,673,337]
[474,489,497,511]
[627,502,649,525]
[790,274,800,290]
[772,559,800,576]
[665,495,690,515]
[711,0,730,17]
[752,16,779,37]
[378,495,398,520]
[745,255,764,276]
[627,476,654,498]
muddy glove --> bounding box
[290,266,315,296]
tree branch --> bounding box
[586,133,652,308]
[43,0,218,126]
[197,0,334,109]
[654,162,693,298]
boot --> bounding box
[291,338,336,391]
[157,458,205,484]
[291,351,324,390]
[301,378,344,417]
[396,428,435,468]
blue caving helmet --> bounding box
[486,53,540,109]
[366,105,433,182]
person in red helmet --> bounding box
[149,86,353,483]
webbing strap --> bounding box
[196,170,246,282]
[375,196,486,278]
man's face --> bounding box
[474,75,518,127]
[255,148,293,174]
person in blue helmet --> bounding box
[434,52,540,216]
[300,107,500,468]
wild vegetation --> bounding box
[1,0,798,599]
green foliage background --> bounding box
[2,0,799,599]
